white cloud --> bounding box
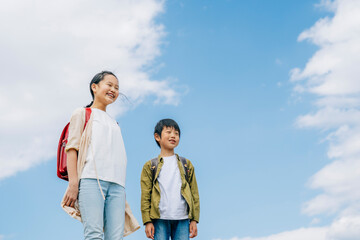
[218,0,360,239]
[327,213,360,240]
[275,58,283,66]
[213,227,328,240]
[291,0,360,96]
[310,217,321,225]
[0,0,180,180]
[294,0,360,238]
[214,217,360,240]
[292,0,360,221]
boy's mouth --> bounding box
[169,140,176,144]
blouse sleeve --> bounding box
[65,108,85,152]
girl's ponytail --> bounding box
[85,101,93,108]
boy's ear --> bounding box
[154,133,161,142]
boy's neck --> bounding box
[160,148,175,157]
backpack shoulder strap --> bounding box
[150,157,159,183]
[151,156,189,182]
[84,107,92,129]
[179,156,189,182]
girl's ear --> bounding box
[91,83,98,93]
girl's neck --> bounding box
[91,101,107,112]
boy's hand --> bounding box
[189,220,198,238]
[145,222,155,239]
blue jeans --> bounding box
[78,179,125,240]
[153,219,189,240]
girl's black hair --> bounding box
[85,71,118,108]
[154,119,181,147]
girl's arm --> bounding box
[63,108,85,207]
[63,149,79,207]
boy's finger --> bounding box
[145,228,154,239]
[193,229,198,237]
[189,226,197,238]
[151,227,155,239]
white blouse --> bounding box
[81,108,127,187]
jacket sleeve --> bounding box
[140,161,153,225]
[65,108,85,152]
[188,160,200,223]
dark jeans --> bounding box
[153,219,189,240]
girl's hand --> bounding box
[189,220,198,238]
[145,222,155,239]
[63,182,79,207]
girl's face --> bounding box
[92,74,119,106]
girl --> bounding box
[61,71,139,239]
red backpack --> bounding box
[57,108,92,181]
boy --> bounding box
[140,119,200,239]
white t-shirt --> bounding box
[158,155,188,220]
[81,108,127,187]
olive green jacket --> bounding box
[140,154,200,225]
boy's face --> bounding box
[155,126,180,150]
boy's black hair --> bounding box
[154,119,181,147]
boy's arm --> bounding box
[140,161,153,225]
[188,160,200,223]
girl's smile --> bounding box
[91,74,119,110]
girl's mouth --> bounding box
[107,93,115,99]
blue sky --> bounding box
[1,0,360,240]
